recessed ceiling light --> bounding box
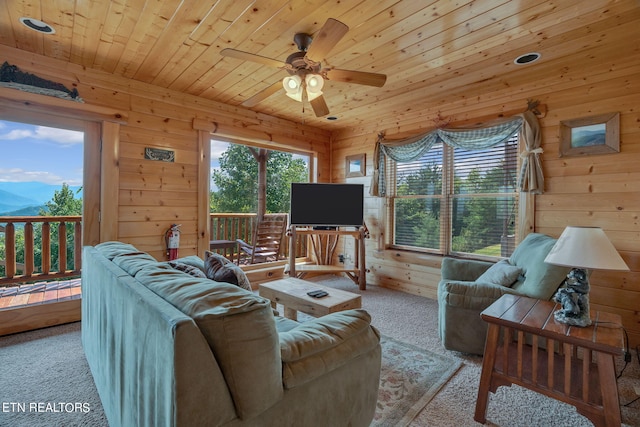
[19,17,56,34]
[514,52,541,65]
[326,116,338,121]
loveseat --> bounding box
[82,242,381,427]
[437,233,570,355]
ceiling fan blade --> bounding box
[305,18,349,63]
[241,81,283,107]
[324,69,387,87]
[310,94,330,117]
[220,48,285,69]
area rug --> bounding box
[373,336,462,426]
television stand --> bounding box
[287,225,369,290]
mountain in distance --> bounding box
[0,205,44,216]
[571,128,605,147]
[0,188,39,211]
[0,182,82,216]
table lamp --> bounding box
[544,226,629,327]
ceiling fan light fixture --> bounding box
[305,74,324,101]
[305,74,324,91]
[283,75,303,101]
[285,90,303,102]
[283,75,301,91]
[307,90,323,101]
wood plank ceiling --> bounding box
[1,0,638,131]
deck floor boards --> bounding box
[0,278,81,309]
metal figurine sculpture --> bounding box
[553,268,592,327]
[0,61,82,101]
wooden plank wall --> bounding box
[331,45,640,346]
[0,45,331,262]
[1,39,639,346]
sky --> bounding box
[0,119,231,189]
[0,119,84,186]
[210,139,229,191]
[0,120,304,191]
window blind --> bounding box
[391,135,519,258]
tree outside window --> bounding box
[210,142,309,214]
[391,134,519,258]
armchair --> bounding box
[437,233,570,355]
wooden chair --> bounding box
[236,214,288,264]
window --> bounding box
[390,134,519,258]
[209,140,310,214]
[0,119,85,275]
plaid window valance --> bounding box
[371,111,543,196]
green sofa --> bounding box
[82,242,381,427]
[437,233,570,355]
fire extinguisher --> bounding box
[165,224,181,260]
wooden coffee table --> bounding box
[258,277,361,321]
[475,294,625,427]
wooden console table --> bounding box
[475,294,625,427]
[287,226,369,290]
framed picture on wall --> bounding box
[345,153,365,177]
[559,112,620,157]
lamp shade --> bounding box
[544,226,629,271]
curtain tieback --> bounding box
[520,147,543,159]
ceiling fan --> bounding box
[220,18,387,117]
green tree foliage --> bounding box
[395,162,442,248]
[211,144,308,213]
[38,184,83,271]
[0,184,82,278]
[396,159,516,255]
[40,184,83,216]
[451,162,517,254]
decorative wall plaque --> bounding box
[145,147,175,162]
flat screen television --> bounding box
[290,183,364,227]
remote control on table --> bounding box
[307,290,329,298]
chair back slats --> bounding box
[238,214,288,264]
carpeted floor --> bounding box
[1,275,639,426]
[307,275,640,427]
[0,322,107,427]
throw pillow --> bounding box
[476,259,522,287]
[204,251,252,291]
[168,261,207,278]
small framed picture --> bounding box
[345,153,365,177]
[559,112,620,157]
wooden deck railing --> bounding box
[0,216,82,286]
[209,213,305,260]
[0,213,304,288]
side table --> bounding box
[209,239,238,264]
[475,294,625,427]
